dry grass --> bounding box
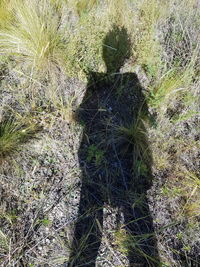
[0,0,200,266]
[0,115,39,158]
[0,0,14,29]
[0,0,66,75]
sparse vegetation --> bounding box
[0,0,199,266]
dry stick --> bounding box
[8,238,11,266]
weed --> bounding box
[40,217,51,227]
[148,69,184,108]
[0,211,18,225]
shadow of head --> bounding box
[102,24,131,74]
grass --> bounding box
[0,0,66,75]
[64,9,110,77]
[45,85,78,123]
[0,115,39,158]
[116,117,148,149]
[115,117,150,179]
[0,229,9,256]
[132,0,166,78]
[0,0,200,265]
[175,170,200,218]
[75,0,98,16]
[0,0,14,29]
[114,226,160,266]
[113,103,151,178]
[148,51,199,109]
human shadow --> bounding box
[68,25,160,267]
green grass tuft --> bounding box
[0,116,39,158]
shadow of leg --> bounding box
[122,196,160,267]
[68,183,103,267]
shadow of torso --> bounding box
[78,72,150,203]
[68,72,159,267]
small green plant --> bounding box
[161,185,183,197]
[0,211,18,225]
[135,160,148,177]
[176,232,183,240]
[0,116,39,158]
[86,144,104,166]
[41,217,51,227]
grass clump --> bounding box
[116,118,148,157]
[0,116,39,158]
[0,0,66,75]
[148,69,187,108]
